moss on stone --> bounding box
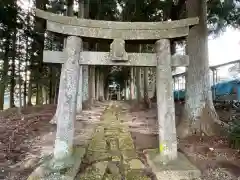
[122,150,137,161]
[126,170,151,180]
[77,161,108,180]
[128,159,145,170]
[77,103,147,179]
[118,133,135,150]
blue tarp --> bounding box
[212,79,240,96]
[174,79,240,100]
[173,89,185,100]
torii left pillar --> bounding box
[54,36,82,161]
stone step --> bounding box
[119,133,135,151]
[108,149,137,163]
[145,149,201,180]
[103,173,121,180]
[126,170,151,180]
[76,161,108,180]
[87,126,106,151]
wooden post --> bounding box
[155,39,177,163]
[54,36,82,160]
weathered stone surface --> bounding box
[87,126,106,151]
[47,21,190,40]
[53,36,82,160]
[77,161,108,180]
[110,39,128,61]
[145,149,201,180]
[107,161,120,175]
[155,39,177,162]
[128,159,144,170]
[121,150,137,161]
[118,132,135,151]
[36,9,199,29]
[126,170,151,180]
[43,51,189,67]
[36,9,199,40]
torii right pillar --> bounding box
[155,39,177,162]
[147,39,201,180]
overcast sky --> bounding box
[209,27,240,66]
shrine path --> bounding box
[75,101,151,180]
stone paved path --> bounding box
[76,102,151,180]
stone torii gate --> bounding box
[35,9,198,163]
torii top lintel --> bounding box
[35,9,199,40]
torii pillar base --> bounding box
[144,149,201,180]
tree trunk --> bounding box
[136,45,142,101]
[95,67,99,101]
[0,38,10,110]
[144,67,151,108]
[54,79,59,104]
[104,80,109,100]
[124,80,128,100]
[76,0,84,113]
[177,0,225,138]
[66,0,74,16]
[36,84,42,105]
[82,66,89,101]
[130,67,134,100]
[151,67,157,102]
[99,68,105,101]
[32,0,47,105]
[24,9,30,107]
[18,77,22,112]
[89,66,96,103]
[17,37,22,112]
[81,0,89,103]
[10,28,17,108]
[42,86,47,104]
[48,66,55,104]
[27,82,33,106]
[24,41,29,107]
[136,67,141,101]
